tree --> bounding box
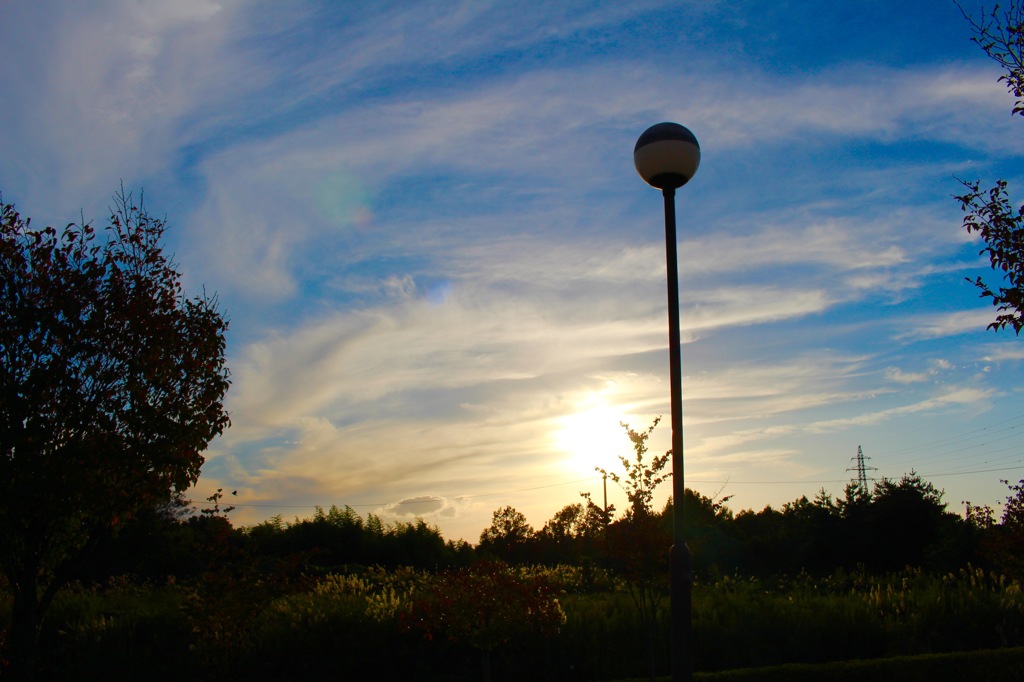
[957,1,1024,333]
[540,502,587,542]
[598,417,671,520]
[478,506,535,563]
[81,491,204,582]
[960,1,1024,114]
[537,502,612,565]
[578,490,614,535]
[864,472,955,572]
[597,419,672,682]
[778,491,845,575]
[958,179,1024,333]
[536,503,583,564]
[974,479,1024,578]
[0,189,231,676]
[674,489,736,576]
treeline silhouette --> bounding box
[478,473,1022,579]
[82,473,1024,585]
[83,500,476,583]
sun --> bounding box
[552,391,632,477]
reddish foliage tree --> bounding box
[0,189,230,677]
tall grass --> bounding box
[694,566,1024,672]
[11,578,192,681]
[4,565,1023,681]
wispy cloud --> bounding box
[0,0,264,216]
[805,387,996,433]
[885,367,931,384]
[982,346,1024,362]
[896,309,999,341]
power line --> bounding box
[196,476,596,511]
[918,464,1024,479]
[888,433,1024,472]
[872,414,1024,464]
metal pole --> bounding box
[603,472,608,519]
[664,187,692,682]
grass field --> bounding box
[4,564,1024,680]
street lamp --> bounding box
[633,121,700,682]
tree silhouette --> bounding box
[864,473,954,572]
[597,419,672,681]
[478,506,536,563]
[957,1,1024,333]
[0,189,231,676]
[597,418,671,520]
[975,479,1024,578]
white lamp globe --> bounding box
[634,122,700,190]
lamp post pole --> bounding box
[663,185,691,682]
[633,122,700,682]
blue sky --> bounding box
[3,0,1023,542]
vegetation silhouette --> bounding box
[957,0,1024,333]
[5,472,1024,680]
[0,188,230,678]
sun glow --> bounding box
[552,387,633,477]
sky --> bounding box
[2,0,1023,543]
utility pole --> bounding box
[602,471,608,520]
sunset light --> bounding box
[553,390,635,477]
[2,1,1022,545]
[6,2,1024,678]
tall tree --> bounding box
[957,1,1024,333]
[865,472,953,572]
[537,502,608,565]
[478,506,535,563]
[0,189,231,676]
[540,502,587,541]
